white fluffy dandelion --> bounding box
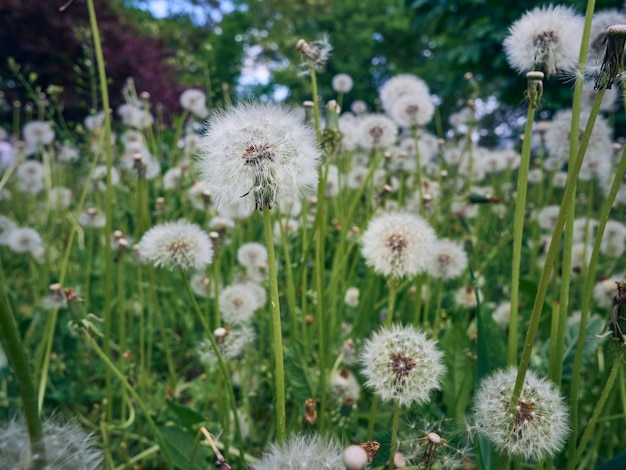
[195,102,320,215]
[469,367,569,462]
[388,88,434,128]
[360,324,445,407]
[7,227,43,255]
[198,325,255,363]
[237,242,268,270]
[427,239,468,280]
[138,220,213,271]
[180,89,209,118]
[379,74,431,114]
[357,113,398,150]
[219,283,263,324]
[503,5,583,76]
[252,433,343,470]
[0,215,17,245]
[0,415,103,470]
[361,212,437,278]
[332,73,354,93]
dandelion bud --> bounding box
[342,445,368,470]
[155,197,165,215]
[526,71,544,108]
[595,24,626,90]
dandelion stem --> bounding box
[262,205,287,443]
[385,278,399,328]
[507,99,536,366]
[85,0,115,424]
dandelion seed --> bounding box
[359,324,445,407]
[138,220,213,271]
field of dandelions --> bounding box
[3,2,626,469]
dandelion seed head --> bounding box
[0,415,103,470]
[252,433,343,470]
[361,212,437,278]
[359,324,445,407]
[357,113,398,150]
[332,73,354,93]
[138,220,213,271]
[196,102,320,215]
[468,367,569,462]
[427,238,468,280]
[503,6,583,76]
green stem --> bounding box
[366,395,378,440]
[508,86,606,412]
[262,206,287,443]
[411,126,423,211]
[86,0,115,424]
[507,103,535,366]
[0,295,46,468]
[385,278,399,328]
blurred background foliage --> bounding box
[0,0,624,128]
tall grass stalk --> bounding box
[85,0,116,423]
